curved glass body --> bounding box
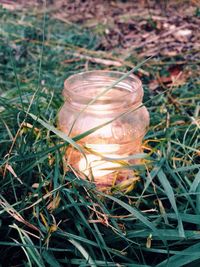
[58,71,149,188]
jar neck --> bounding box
[63,71,143,112]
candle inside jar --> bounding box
[79,144,124,177]
[79,154,124,177]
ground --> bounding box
[0,1,200,266]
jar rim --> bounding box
[63,70,143,108]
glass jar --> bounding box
[58,71,149,189]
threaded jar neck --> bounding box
[63,70,143,111]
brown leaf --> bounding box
[149,79,159,91]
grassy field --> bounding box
[0,5,200,267]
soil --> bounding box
[1,0,200,58]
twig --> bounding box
[63,52,123,67]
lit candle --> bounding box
[78,143,124,178]
[79,154,122,178]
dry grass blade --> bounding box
[0,195,41,233]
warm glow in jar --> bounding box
[58,71,149,188]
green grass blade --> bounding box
[11,224,45,267]
[42,250,62,267]
[157,169,185,238]
[99,193,167,246]
[190,169,200,193]
[68,239,97,267]
[157,242,200,267]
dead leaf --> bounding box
[149,79,159,91]
[146,234,153,248]
[174,29,192,42]
[47,193,61,211]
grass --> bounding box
[0,4,200,267]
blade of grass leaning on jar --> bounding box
[85,146,148,160]
[68,56,153,136]
[82,134,150,171]
[28,113,88,164]
[83,142,150,162]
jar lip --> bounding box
[63,70,143,106]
